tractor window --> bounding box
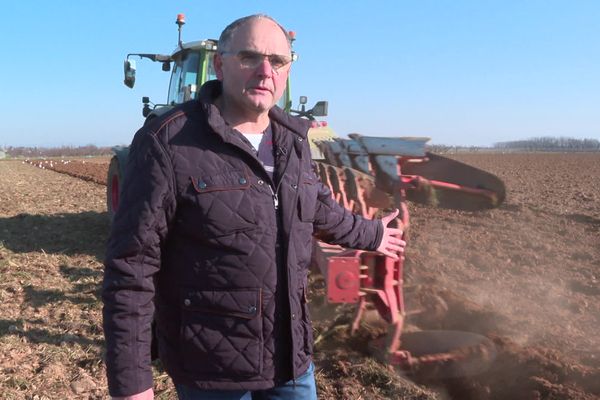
[206,53,217,81]
[167,62,181,105]
[167,51,200,105]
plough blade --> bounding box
[401,152,506,210]
[314,135,505,211]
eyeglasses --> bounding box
[220,50,293,72]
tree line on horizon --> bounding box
[2,145,113,158]
[428,136,599,153]
[493,137,600,151]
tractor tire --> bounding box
[107,156,122,221]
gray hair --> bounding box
[218,14,292,53]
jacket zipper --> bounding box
[269,184,279,210]
[273,145,292,210]
[227,129,303,379]
[285,141,304,384]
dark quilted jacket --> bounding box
[102,81,383,397]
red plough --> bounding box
[310,134,504,379]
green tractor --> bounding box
[108,14,331,220]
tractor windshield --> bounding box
[168,51,200,104]
[167,49,218,105]
[206,54,217,83]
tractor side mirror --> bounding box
[311,101,328,117]
[162,61,171,72]
[299,96,308,105]
[124,59,136,88]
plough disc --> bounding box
[397,330,497,380]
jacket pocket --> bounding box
[179,288,263,377]
[187,169,256,238]
[191,169,251,194]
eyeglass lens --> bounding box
[237,51,290,70]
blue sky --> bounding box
[1,1,598,147]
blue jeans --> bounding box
[175,362,318,400]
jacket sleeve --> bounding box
[311,168,383,251]
[102,129,176,397]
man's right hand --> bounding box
[376,209,406,260]
[111,387,154,400]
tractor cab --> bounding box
[123,13,297,121]
[166,41,217,106]
[124,39,219,120]
[122,14,332,123]
[124,39,295,120]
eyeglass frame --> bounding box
[219,49,295,73]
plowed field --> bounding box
[1,153,598,399]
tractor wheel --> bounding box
[107,156,122,221]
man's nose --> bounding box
[255,57,274,77]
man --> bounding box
[102,14,405,400]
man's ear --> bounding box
[214,53,224,81]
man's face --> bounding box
[214,18,291,118]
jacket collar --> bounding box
[198,80,311,143]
